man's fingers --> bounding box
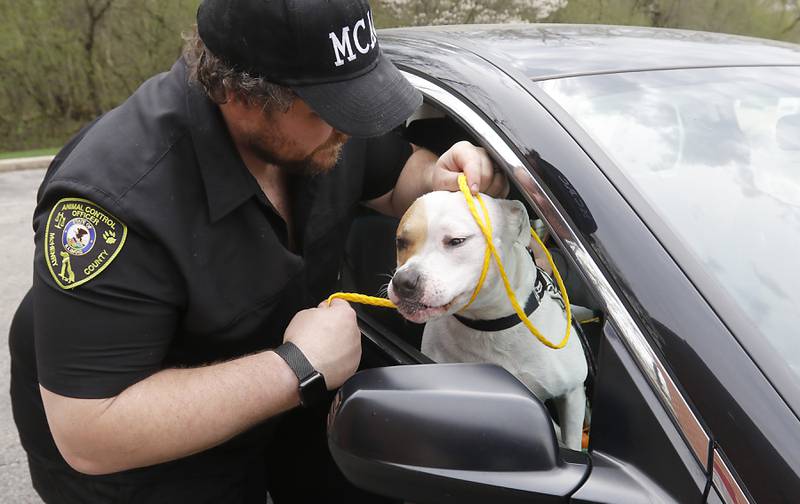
[479,151,494,183]
[437,168,461,192]
[320,298,351,309]
[463,146,494,194]
[435,142,501,195]
[462,157,483,194]
[442,142,483,193]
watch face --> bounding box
[299,371,328,407]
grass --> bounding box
[0,147,59,160]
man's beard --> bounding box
[246,129,349,176]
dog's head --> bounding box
[388,191,530,323]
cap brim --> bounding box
[293,57,422,138]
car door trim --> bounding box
[399,71,717,474]
[713,448,751,504]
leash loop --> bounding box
[456,175,571,349]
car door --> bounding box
[343,42,753,501]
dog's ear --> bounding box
[495,199,530,247]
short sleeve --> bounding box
[32,186,184,399]
[360,129,413,201]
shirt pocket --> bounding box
[181,210,305,335]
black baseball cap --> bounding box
[197,0,422,138]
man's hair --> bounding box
[182,26,295,113]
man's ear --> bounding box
[495,199,530,247]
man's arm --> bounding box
[41,299,360,476]
[366,141,509,218]
[42,351,298,475]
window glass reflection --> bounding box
[540,67,800,379]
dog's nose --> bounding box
[392,270,421,298]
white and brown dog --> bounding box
[388,191,588,450]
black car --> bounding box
[328,24,800,504]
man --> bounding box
[9,0,507,502]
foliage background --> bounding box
[1,0,798,153]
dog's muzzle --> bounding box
[391,269,421,300]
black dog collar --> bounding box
[453,268,550,332]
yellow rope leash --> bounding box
[462,195,492,310]
[326,292,397,309]
[326,174,572,349]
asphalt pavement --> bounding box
[0,168,44,503]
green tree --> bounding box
[0,0,200,152]
[376,0,566,26]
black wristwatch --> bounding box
[273,342,328,407]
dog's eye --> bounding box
[396,237,408,250]
[446,237,467,247]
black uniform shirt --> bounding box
[12,59,411,485]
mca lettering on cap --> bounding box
[197,0,422,138]
[329,11,378,67]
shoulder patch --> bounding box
[44,198,128,289]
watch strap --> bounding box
[273,341,318,382]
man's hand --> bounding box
[430,141,509,197]
[282,299,361,389]
[367,141,510,218]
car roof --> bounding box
[380,24,800,80]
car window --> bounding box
[539,66,800,383]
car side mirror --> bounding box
[327,363,589,504]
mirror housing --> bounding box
[327,363,588,504]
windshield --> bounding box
[539,66,800,380]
